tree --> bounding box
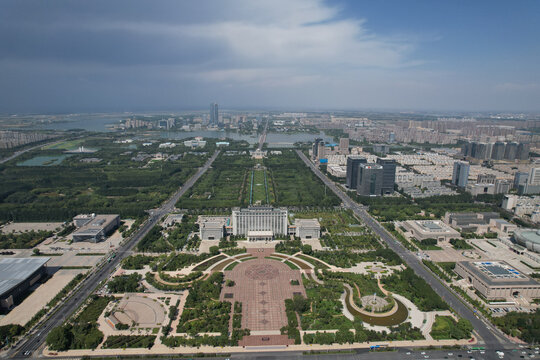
[301,244,313,255]
[209,246,220,256]
[32,248,40,255]
[46,326,72,351]
[291,294,309,313]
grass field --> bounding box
[179,150,339,209]
[251,169,269,204]
[42,139,85,150]
[178,153,250,209]
[430,315,456,340]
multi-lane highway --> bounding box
[295,150,512,350]
[257,119,269,151]
[9,150,220,358]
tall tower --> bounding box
[376,158,397,195]
[357,163,384,196]
[346,156,367,189]
[210,103,219,126]
[452,161,470,188]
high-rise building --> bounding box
[317,142,326,160]
[388,132,396,143]
[339,138,349,154]
[504,142,518,160]
[492,142,506,160]
[528,167,540,186]
[312,138,323,159]
[452,161,470,188]
[357,163,383,196]
[517,142,530,160]
[513,172,529,189]
[210,103,219,126]
[346,156,367,189]
[376,158,396,195]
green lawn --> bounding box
[251,169,269,204]
[42,139,85,150]
[178,153,250,209]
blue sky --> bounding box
[0,0,539,113]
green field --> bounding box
[0,135,209,221]
[250,169,271,205]
[42,139,85,150]
[430,315,473,340]
[178,153,251,209]
[266,150,340,207]
[178,150,339,209]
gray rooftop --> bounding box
[459,261,539,286]
[0,257,50,297]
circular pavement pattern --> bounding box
[245,264,280,280]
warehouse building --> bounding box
[455,261,540,300]
[0,258,49,310]
[72,214,120,243]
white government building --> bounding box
[199,206,320,241]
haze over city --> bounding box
[1,0,539,113]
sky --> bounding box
[0,0,539,113]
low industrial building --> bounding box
[401,220,460,243]
[455,261,540,300]
[0,258,49,310]
[513,229,540,253]
[72,214,120,243]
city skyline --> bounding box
[0,0,539,113]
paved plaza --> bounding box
[221,248,305,334]
[112,294,166,327]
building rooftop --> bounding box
[73,214,119,234]
[0,257,50,297]
[459,261,539,286]
[199,216,228,229]
[514,229,540,245]
[294,219,320,226]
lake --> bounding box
[17,155,72,166]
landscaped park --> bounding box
[44,209,475,356]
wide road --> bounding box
[295,150,511,350]
[10,150,220,358]
[257,118,269,151]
